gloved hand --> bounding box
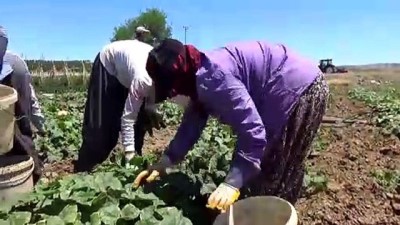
[124,145,136,165]
[133,154,173,188]
[143,107,166,137]
[206,183,240,212]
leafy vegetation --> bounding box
[348,86,400,137]
[35,92,85,162]
[371,169,400,192]
[0,74,331,224]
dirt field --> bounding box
[298,72,400,225]
[43,70,400,224]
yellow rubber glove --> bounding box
[132,155,172,188]
[206,183,240,212]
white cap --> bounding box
[136,26,150,33]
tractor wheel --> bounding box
[325,66,335,73]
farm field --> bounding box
[1,70,400,225]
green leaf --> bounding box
[99,205,121,225]
[69,190,95,205]
[59,204,78,223]
[120,204,140,220]
[93,173,123,191]
[159,213,192,225]
[89,212,101,225]
[46,216,65,225]
[9,212,31,225]
[35,220,46,225]
[135,218,159,225]
[139,206,155,221]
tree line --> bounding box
[26,60,92,73]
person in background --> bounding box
[74,39,190,173]
[133,26,151,42]
[0,26,7,72]
[133,39,329,211]
[3,51,46,135]
[0,25,43,183]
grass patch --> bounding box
[371,169,400,192]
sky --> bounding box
[1,0,399,65]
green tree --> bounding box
[111,8,172,45]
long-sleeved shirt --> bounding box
[100,40,154,150]
[164,41,322,188]
[99,40,190,150]
[3,51,46,133]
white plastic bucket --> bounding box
[213,196,298,225]
[0,84,17,155]
[0,155,34,203]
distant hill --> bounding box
[340,63,400,71]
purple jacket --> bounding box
[164,41,322,188]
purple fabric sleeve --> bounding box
[164,102,209,163]
[199,71,267,189]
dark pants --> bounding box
[74,54,147,173]
[1,72,43,184]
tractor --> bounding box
[318,59,348,74]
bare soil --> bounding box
[296,76,400,224]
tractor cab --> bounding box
[319,59,332,68]
[319,59,336,73]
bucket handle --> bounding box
[229,205,234,225]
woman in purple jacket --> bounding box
[134,38,329,211]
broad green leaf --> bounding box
[120,204,139,220]
[35,219,46,225]
[159,214,192,225]
[45,216,64,225]
[59,204,78,223]
[93,173,123,191]
[89,212,101,225]
[9,212,31,225]
[69,190,96,205]
[91,193,108,208]
[99,205,121,225]
[156,207,180,217]
[139,206,155,221]
[135,218,159,225]
[59,189,71,200]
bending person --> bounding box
[134,39,329,211]
[74,39,188,173]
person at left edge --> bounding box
[3,50,46,135]
[0,25,43,183]
[73,39,192,172]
